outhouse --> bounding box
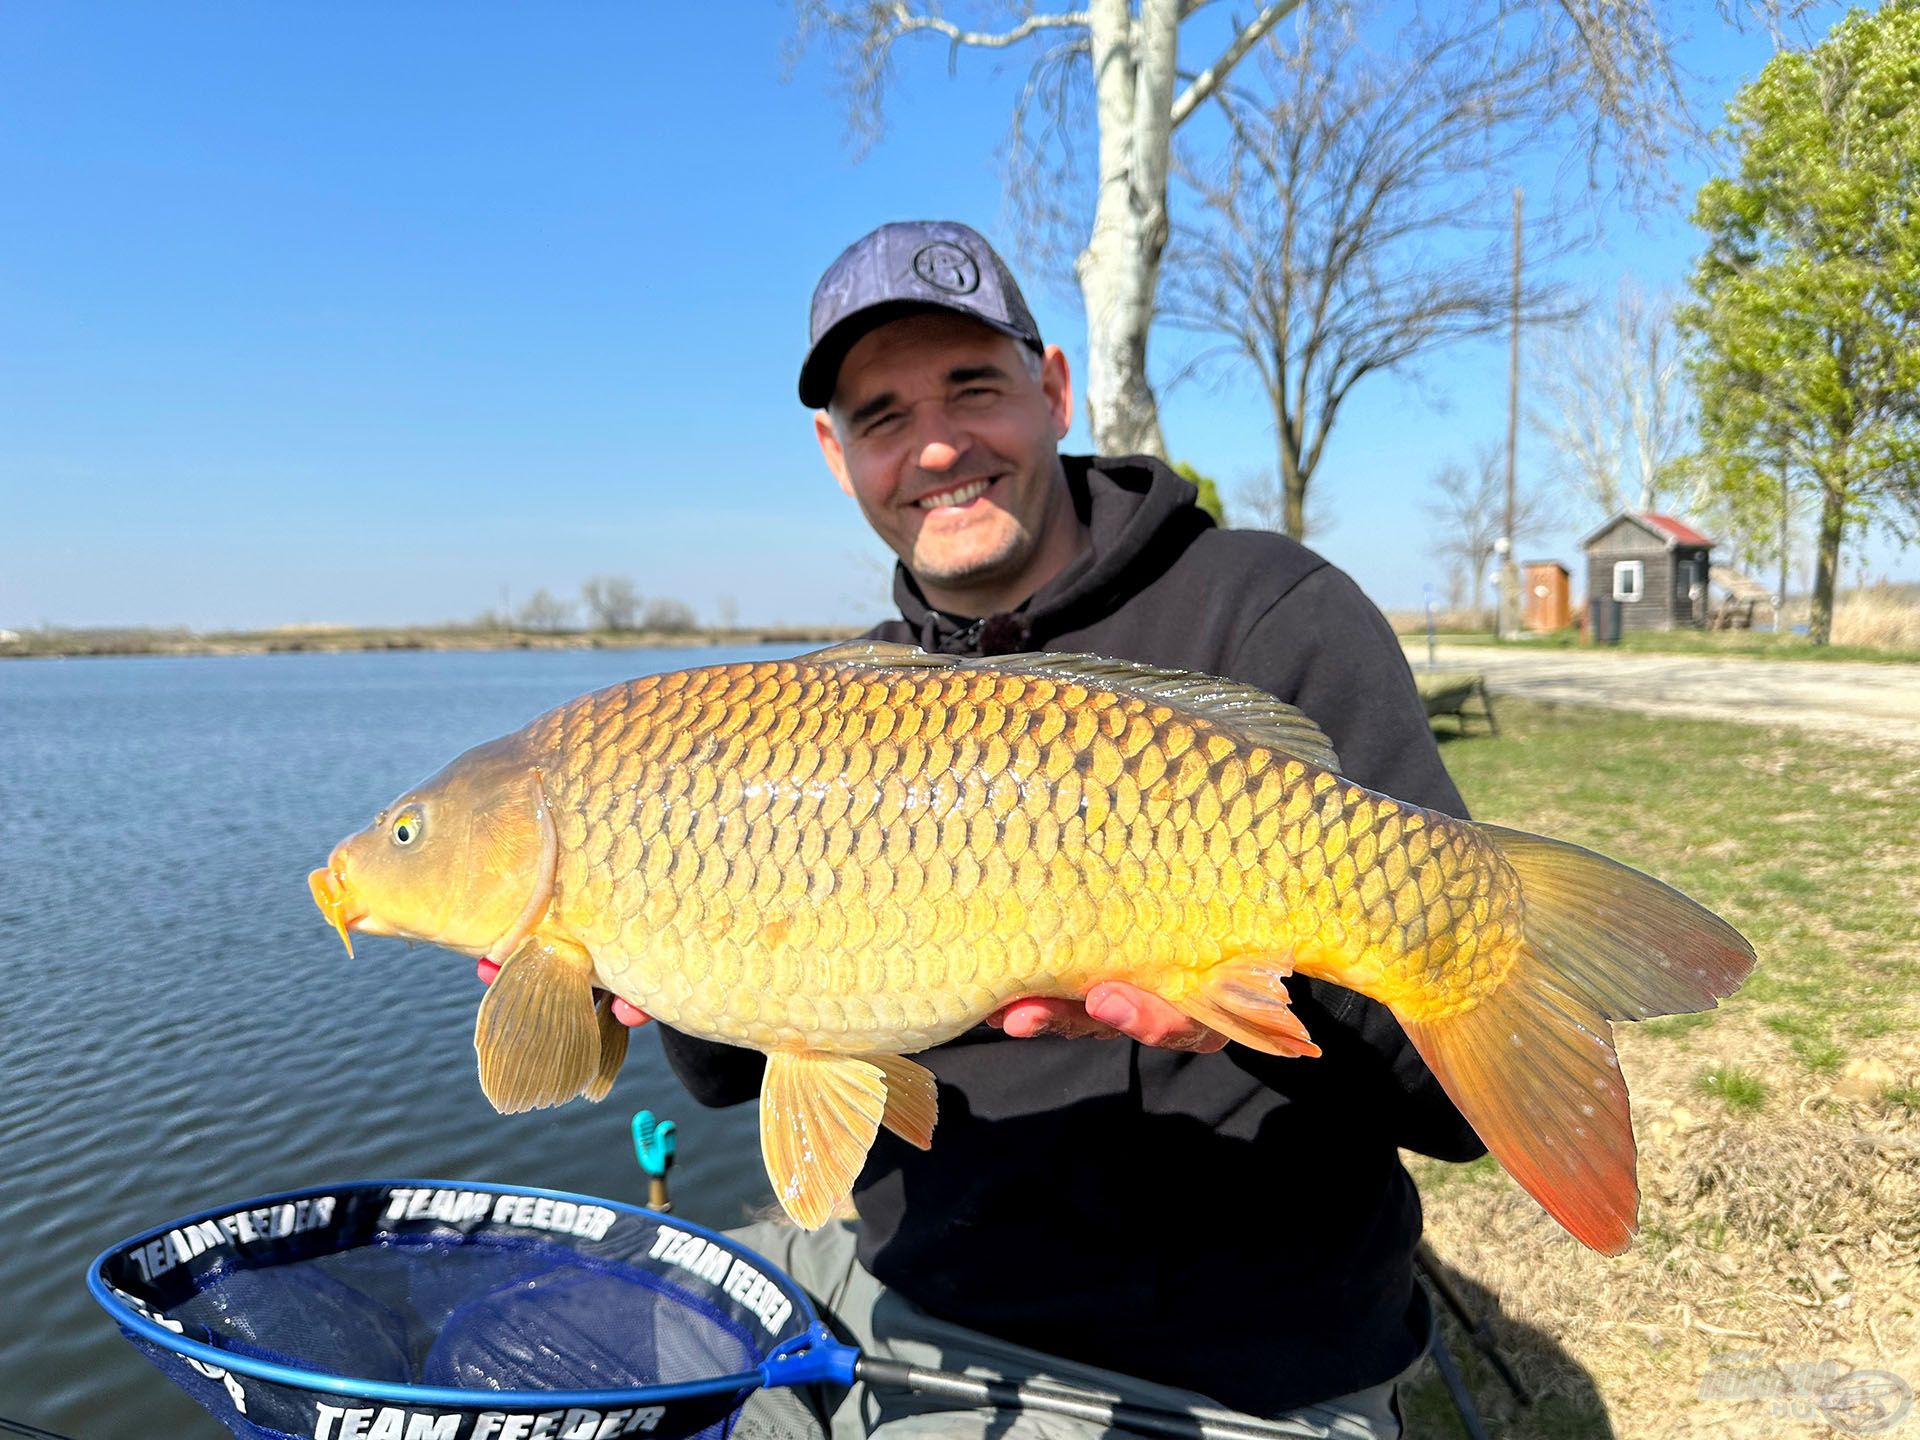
[1580,513,1714,632]
[1522,561,1571,631]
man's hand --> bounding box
[988,982,1228,1053]
[476,957,652,1028]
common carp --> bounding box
[309,642,1754,1251]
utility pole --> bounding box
[1499,187,1523,641]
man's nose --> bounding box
[918,440,963,471]
[907,398,970,471]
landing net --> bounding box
[88,1180,837,1440]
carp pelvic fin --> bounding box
[869,1053,938,1149]
[1396,824,1756,1255]
[580,991,630,1104]
[473,937,602,1115]
[1180,959,1322,1058]
[759,1052,893,1229]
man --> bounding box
[657,221,1486,1438]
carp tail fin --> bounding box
[1398,824,1755,1254]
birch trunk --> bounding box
[1076,0,1175,458]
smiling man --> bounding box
[655,221,1486,1440]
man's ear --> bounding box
[1041,345,1073,440]
[814,410,855,498]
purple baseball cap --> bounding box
[798,220,1043,408]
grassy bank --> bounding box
[1399,700,1919,1437]
[0,623,864,659]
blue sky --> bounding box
[1,2,1907,631]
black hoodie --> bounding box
[659,455,1485,1414]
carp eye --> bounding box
[392,811,422,846]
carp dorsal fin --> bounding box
[799,640,953,667]
[969,652,1343,773]
[474,935,602,1115]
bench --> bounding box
[1417,672,1499,737]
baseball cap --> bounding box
[798,220,1043,408]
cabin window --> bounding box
[1613,560,1644,602]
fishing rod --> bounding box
[0,1416,81,1439]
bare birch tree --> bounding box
[793,0,1703,462]
[1426,446,1557,616]
[1532,278,1696,521]
[794,1,1296,456]
[1160,4,1586,539]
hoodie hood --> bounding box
[891,454,1213,655]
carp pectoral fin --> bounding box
[1180,959,1322,1059]
[759,1052,888,1229]
[579,993,630,1104]
[473,938,601,1115]
[869,1053,937,1149]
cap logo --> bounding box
[911,242,980,295]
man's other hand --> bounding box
[988,982,1228,1052]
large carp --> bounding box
[310,642,1753,1251]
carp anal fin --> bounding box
[580,991,630,1103]
[1177,958,1322,1058]
[760,1052,889,1229]
[474,938,602,1115]
[1396,824,1756,1255]
[969,652,1342,773]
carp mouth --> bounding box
[307,864,369,957]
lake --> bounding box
[0,647,789,1439]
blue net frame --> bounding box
[87,1180,856,1440]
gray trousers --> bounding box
[725,1221,1405,1440]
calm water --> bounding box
[0,647,791,1439]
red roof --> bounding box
[1641,513,1713,547]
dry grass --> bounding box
[1404,1026,1920,1437]
[1828,584,1920,651]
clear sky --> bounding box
[1,2,1908,632]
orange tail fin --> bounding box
[1398,825,1755,1254]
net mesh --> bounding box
[90,1182,819,1440]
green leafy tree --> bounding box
[1173,460,1228,526]
[1683,3,1920,644]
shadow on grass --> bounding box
[1405,1253,1617,1439]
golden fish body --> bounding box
[540,657,1509,1054]
[312,643,1754,1250]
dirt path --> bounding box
[1404,643,1920,751]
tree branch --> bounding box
[882,4,1090,50]
[1170,0,1301,128]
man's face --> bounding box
[815,311,1075,615]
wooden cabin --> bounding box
[1581,513,1715,633]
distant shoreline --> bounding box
[0,625,867,660]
